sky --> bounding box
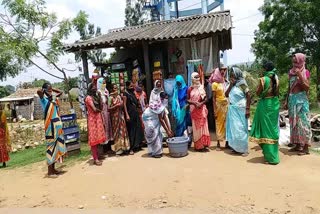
[0,0,264,87]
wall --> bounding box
[16,102,32,120]
[33,96,43,120]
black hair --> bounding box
[125,81,131,88]
[160,92,167,99]
[42,82,51,91]
[263,61,275,71]
[263,61,277,96]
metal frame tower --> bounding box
[143,0,227,65]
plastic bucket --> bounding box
[166,136,190,158]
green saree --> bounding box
[250,70,280,164]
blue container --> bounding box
[166,136,190,158]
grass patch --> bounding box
[4,142,91,170]
[7,144,47,169]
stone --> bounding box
[17,145,22,150]
[25,143,30,149]
[34,142,39,146]
[12,148,18,153]
[78,205,84,209]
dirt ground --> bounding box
[1,141,320,214]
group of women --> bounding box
[210,53,311,165]
[0,53,312,172]
[85,76,147,165]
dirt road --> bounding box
[1,142,320,214]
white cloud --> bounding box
[46,2,76,20]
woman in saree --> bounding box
[0,104,11,168]
[250,62,280,164]
[149,80,162,107]
[187,72,211,152]
[172,75,190,137]
[97,77,113,144]
[143,89,174,158]
[225,67,251,156]
[85,83,106,166]
[211,66,229,150]
[37,83,66,177]
[123,81,144,154]
[285,53,311,155]
[109,84,130,155]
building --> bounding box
[0,88,42,121]
[65,10,232,95]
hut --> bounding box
[65,10,233,95]
[0,88,42,121]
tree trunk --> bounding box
[81,51,90,86]
[61,70,74,109]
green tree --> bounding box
[4,85,15,94]
[72,11,107,82]
[125,0,146,27]
[252,0,320,100]
[0,0,92,108]
[31,78,47,88]
[0,86,10,98]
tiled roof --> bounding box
[0,88,38,102]
[65,10,232,52]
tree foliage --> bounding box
[252,0,320,73]
[125,0,146,27]
[0,86,10,98]
[73,11,107,64]
[0,0,92,107]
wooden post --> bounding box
[143,42,152,97]
[81,51,89,85]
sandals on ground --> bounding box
[94,160,102,166]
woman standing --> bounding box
[211,67,229,150]
[172,75,190,137]
[97,77,113,144]
[250,62,280,164]
[285,53,311,155]
[143,89,173,158]
[0,105,11,168]
[85,83,106,166]
[187,72,211,152]
[37,83,66,177]
[124,81,144,154]
[109,84,130,155]
[225,68,251,156]
[134,82,148,129]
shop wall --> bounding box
[111,46,144,80]
[167,39,192,82]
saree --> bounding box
[40,97,66,165]
[212,82,228,141]
[109,95,130,153]
[0,110,11,163]
[124,91,144,152]
[135,89,147,129]
[172,75,190,137]
[250,73,280,164]
[226,86,248,153]
[288,76,311,147]
[85,96,106,146]
[143,107,164,156]
[189,87,211,150]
